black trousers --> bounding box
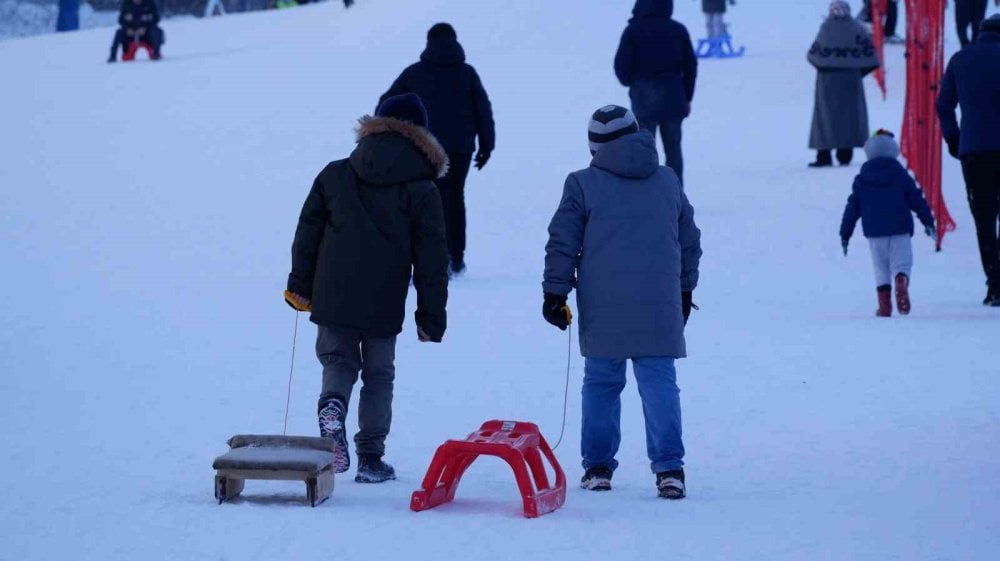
[961,152,1000,285]
[110,26,163,59]
[436,152,473,264]
[956,0,988,47]
[884,0,898,36]
[638,118,684,184]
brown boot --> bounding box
[876,285,892,317]
[894,274,911,315]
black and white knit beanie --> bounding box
[588,105,639,154]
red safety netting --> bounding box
[901,0,955,249]
[872,0,887,99]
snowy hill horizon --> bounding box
[1,1,998,560]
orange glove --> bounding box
[284,290,311,312]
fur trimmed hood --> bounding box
[355,116,449,179]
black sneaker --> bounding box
[656,469,686,500]
[318,398,350,473]
[580,466,613,491]
[355,454,396,483]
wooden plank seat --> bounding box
[212,435,336,507]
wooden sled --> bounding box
[212,435,336,507]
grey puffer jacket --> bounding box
[543,131,702,359]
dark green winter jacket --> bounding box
[287,116,450,340]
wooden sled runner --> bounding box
[212,435,336,507]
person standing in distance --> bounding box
[379,23,496,277]
[614,0,698,185]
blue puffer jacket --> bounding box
[614,0,698,122]
[936,30,1000,156]
[840,158,935,240]
[544,132,702,359]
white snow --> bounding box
[1,1,998,560]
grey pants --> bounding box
[706,13,727,38]
[316,325,396,457]
[868,235,913,286]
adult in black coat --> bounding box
[107,0,164,62]
[937,15,1000,305]
[286,94,449,475]
[379,23,495,274]
[614,0,697,184]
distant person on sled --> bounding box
[107,0,164,63]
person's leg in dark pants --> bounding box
[108,28,125,62]
[885,0,899,37]
[810,149,834,167]
[836,148,854,165]
[146,26,164,58]
[436,152,472,271]
[970,0,988,44]
[956,0,973,47]
[961,153,1000,296]
[355,334,397,457]
[661,119,684,184]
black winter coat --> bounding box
[615,0,698,122]
[287,117,450,341]
[379,37,495,155]
[119,0,160,31]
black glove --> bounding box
[682,291,694,325]
[842,238,849,256]
[946,135,960,159]
[474,149,491,170]
[542,292,572,331]
[925,224,938,244]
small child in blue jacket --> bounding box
[840,130,936,317]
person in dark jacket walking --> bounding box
[840,131,936,316]
[285,93,450,483]
[107,0,164,63]
[614,0,697,184]
[954,0,990,47]
[543,105,702,500]
[379,23,495,276]
[937,15,1000,305]
[807,1,880,167]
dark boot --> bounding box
[580,466,613,491]
[656,469,686,499]
[809,150,833,168]
[836,148,854,165]
[355,454,396,483]
[318,397,350,473]
[876,285,892,317]
[894,273,911,315]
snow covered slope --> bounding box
[1,1,997,560]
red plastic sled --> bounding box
[410,420,566,518]
[122,41,158,61]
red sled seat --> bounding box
[410,420,566,518]
[122,41,159,61]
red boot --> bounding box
[876,286,892,317]
[894,274,911,315]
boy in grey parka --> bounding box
[542,105,702,499]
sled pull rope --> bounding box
[283,312,300,436]
[551,323,572,451]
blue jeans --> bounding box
[581,357,684,474]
